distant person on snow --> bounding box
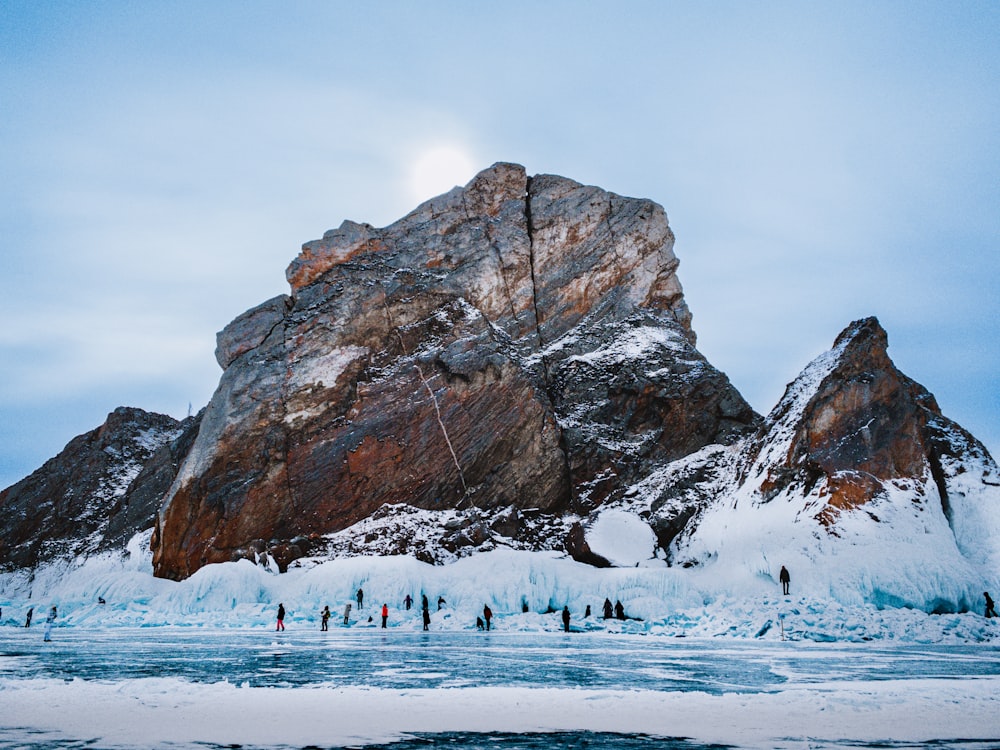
[43,606,57,642]
[422,608,431,631]
[780,566,791,596]
[476,616,485,631]
[381,603,389,628]
[438,596,446,610]
[404,594,413,611]
[321,606,330,631]
[483,605,493,631]
[343,602,352,625]
[276,603,286,631]
[98,597,106,605]
[356,588,364,609]
[615,600,625,620]
[522,599,530,613]
[562,606,571,633]
[585,605,591,618]
[603,599,613,620]
[24,608,33,628]
[986,592,997,618]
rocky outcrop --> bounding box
[151,163,758,579]
[648,317,1000,579]
[0,407,197,572]
[739,317,985,525]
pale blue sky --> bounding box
[1,1,998,489]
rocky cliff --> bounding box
[151,163,758,578]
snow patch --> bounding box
[287,345,367,390]
[565,325,686,368]
[585,510,657,567]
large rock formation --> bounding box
[0,407,198,572]
[3,163,995,608]
[151,163,758,578]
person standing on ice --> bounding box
[24,607,32,628]
[483,605,493,631]
[343,602,352,625]
[321,606,330,631]
[985,592,997,618]
[381,603,389,628]
[43,606,57,642]
[779,566,791,596]
[421,594,429,612]
[422,607,431,631]
[562,606,571,632]
[602,599,613,619]
[404,594,412,610]
[276,603,286,631]
[614,600,625,620]
[356,588,364,609]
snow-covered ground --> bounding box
[1,629,999,749]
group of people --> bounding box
[601,598,628,620]
[277,594,627,633]
[277,589,449,632]
[274,577,1000,632]
[14,605,58,641]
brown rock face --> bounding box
[152,163,758,578]
[745,317,963,525]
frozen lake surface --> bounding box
[2,628,1000,749]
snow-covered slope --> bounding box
[662,319,1000,613]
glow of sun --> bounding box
[408,146,476,203]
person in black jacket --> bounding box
[614,600,625,620]
[779,566,791,596]
[276,603,286,631]
[603,598,613,619]
[561,606,571,632]
[985,592,997,618]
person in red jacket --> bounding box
[381,603,389,628]
[483,605,493,631]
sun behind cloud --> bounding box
[408,146,477,204]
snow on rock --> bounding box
[584,509,658,567]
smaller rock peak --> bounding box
[101,406,175,436]
[833,316,887,353]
